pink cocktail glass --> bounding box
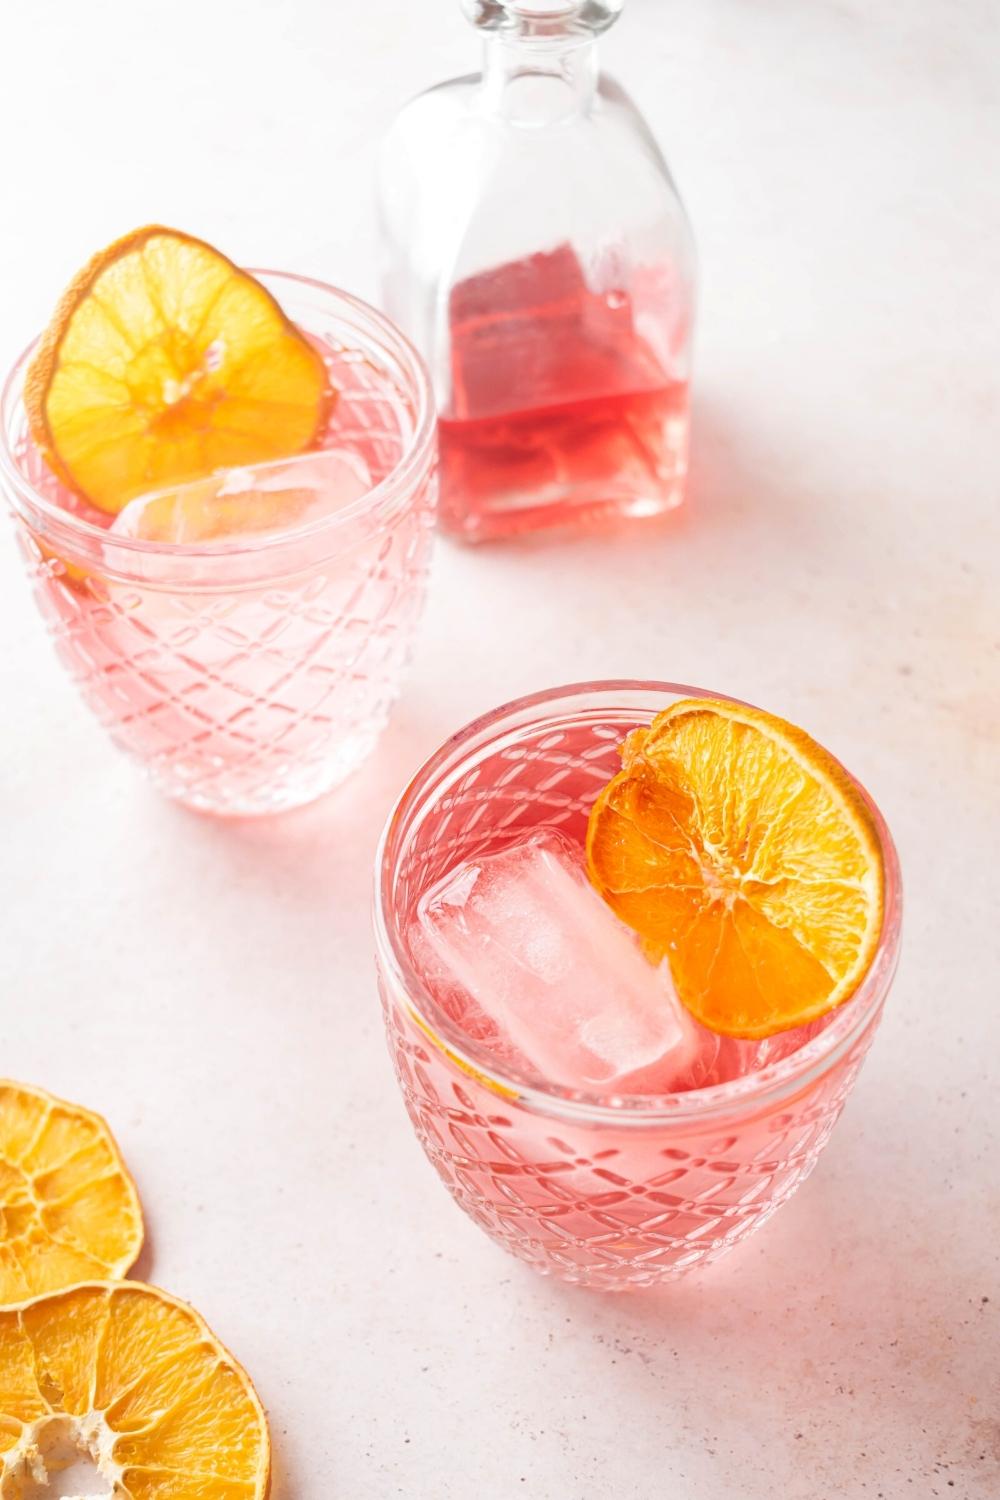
[374,682,902,1290]
[1,274,437,816]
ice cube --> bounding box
[111,449,371,544]
[447,244,668,421]
[413,829,708,1094]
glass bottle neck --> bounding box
[481,32,599,122]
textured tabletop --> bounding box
[1,2,997,1496]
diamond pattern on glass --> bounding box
[385,996,871,1287]
[5,327,436,815]
[377,703,882,1288]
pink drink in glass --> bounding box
[374,683,901,1289]
[437,247,689,541]
[1,275,437,816]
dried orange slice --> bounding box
[0,1082,143,1304]
[25,225,329,514]
[586,699,884,1038]
[0,1281,269,1499]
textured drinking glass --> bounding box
[378,0,696,542]
[374,682,902,1289]
[1,275,437,816]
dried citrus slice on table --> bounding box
[0,1281,269,1499]
[587,699,884,1038]
[25,225,329,513]
[0,1082,143,1304]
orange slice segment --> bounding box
[586,698,885,1038]
[25,225,329,514]
[0,1082,143,1304]
[0,1282,269,1498]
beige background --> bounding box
[0,2,997,1496]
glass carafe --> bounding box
[378,0,696,543]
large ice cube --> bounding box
[413,830,708,1094]
[447,244,667,420]
[112,449,371,545]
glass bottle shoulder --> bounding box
[379,70,691,245]
[377,59,696,383]
[384,69,673,168]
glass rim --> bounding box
[373,679,904,1126]
[0,269,437,560]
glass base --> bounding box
[438,479,685,544]
[152,721,388,818]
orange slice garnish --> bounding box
[586,699,885,1038]
[25,225,329,514]
[0,1281,270,1499]
[0,1081,143,1304]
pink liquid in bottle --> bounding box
[438,246,689,542]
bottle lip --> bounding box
[462,1,623,40]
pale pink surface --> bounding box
[2,3,993,1492]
